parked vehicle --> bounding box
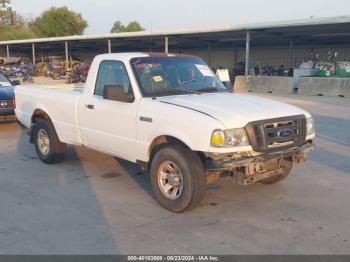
[276,65,294,77]
[66,63,90,84]
[16,63,34,83]
[0,73,13,86]
[46,64,68,80]
[0,74,16,122]
[0,73,20,87]
[15,53,315,212]
[0,57,22,78]
[254,64,274,76]
[36,57,64,77]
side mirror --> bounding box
[103,85,134,103]
[11,80,21,86]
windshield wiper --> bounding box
[195,87,219,92]
[196,86,231,93]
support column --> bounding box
[289,39,294,67]
[164,36,169,54]
[6,45,10,58]
[233,49,238,65]
[65,41,69,70]
[245,31,251,76]
[108,39,112,53]
[32,43,36,64]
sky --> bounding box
[11,0,350,35]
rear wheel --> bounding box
[258,158,293,184]
[52,72,60,80]
[33,119,66,164]
[150,144,206,212]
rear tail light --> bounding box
[12,93,16,109]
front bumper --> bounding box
[205,141,314,171]
[0,108,16,122]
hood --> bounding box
[0,86,14,100]
[159,92,310,128]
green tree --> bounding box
[0,15,36,41]
[110,20,145,33]
[110,21,125,33]
[31,7,88,37]
[0,0,11,8]
[125,21,145,32]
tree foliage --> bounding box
[0,0,11,8]
[0,6,88,41]
[110,20,145,33]
[30,7,88,37]
[0,15,36,41]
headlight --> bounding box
[211,128,250,147]
[306,117,315,135]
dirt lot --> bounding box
[0,88,349,254]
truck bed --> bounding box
[15,84,84,145]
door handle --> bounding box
[86,104,94,110]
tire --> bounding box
[52,72,60,80]
[33,118,66,164]
[258,158,293,185]
[150,144,206,212]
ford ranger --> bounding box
[14,53,315,212]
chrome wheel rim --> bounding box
[37,129,50,155]
[157,161,184,200]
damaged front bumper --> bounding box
[205,142,314,186]
[205,141,314,171]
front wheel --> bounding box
[258,158,293,184]
[33,119,66,164]
[150,144,206,212]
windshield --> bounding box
[130,56,228,97]
[0,74,10,85]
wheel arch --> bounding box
[29,108,56,143]
[145,135,205,169]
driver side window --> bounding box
[94,60,133,98]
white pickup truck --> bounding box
[15,52,315,212]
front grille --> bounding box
[245,115,306,153]
[0,100,13,108]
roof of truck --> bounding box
[96,52,198,60]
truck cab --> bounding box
[15,52,315,212]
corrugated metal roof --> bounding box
[1,15,350,45]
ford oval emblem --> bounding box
[278,129,293,138]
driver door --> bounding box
[78,60,137,160]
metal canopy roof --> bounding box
[1,15,350,52]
